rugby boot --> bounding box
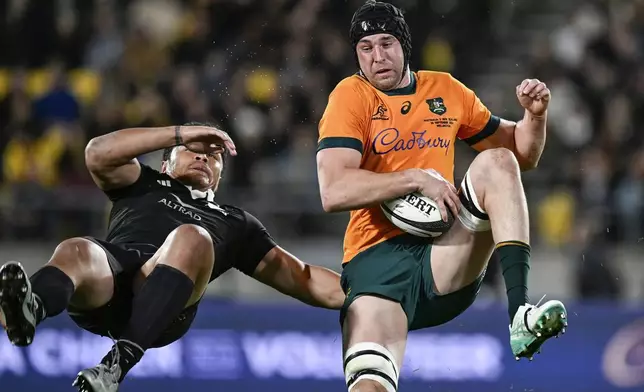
[0,261,38,346]
[73,339,143,392]
[73,363,122,392]
[509,298,567,361]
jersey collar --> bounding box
[382,68,416,96]
[357,67,416,96]
[186,185,216,203]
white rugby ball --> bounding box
[381,192,455,237]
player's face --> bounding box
[356,33,405,91]
[164,146,224,191]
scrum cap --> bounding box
[349,1,412,70]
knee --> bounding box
[173,224,213,252]
[170,224,214,261]
[471,147,520,182]
[351,379,389,392]
[50,238,109,286]
[345,342,399,392]
[52,238,100,269]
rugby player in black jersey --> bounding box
[0,123,345,392]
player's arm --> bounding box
[238,212,344,309]
[317,148,423,212]
[456,77,548,171]
[85,126,176,191]
[252,247,345,310]
[85,125,235,191]
[469,116,546,171]
[468,80,549,170]
[316,82,424,213]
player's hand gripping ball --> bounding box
[516,79,551,116]
[381,192,455,237]
[382,169,457,237]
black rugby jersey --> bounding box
[102,164,276,280]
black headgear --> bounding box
[349,1,412,72]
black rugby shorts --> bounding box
[67,237,198,348]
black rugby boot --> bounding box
[0,261,39,346]
[73,339,144,392]
[73,363,122,392]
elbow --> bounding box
[84,137,106,170]
[320,188,342,213]
[321,193,339,213]
[518,158,539,172]
[513,150,540,172]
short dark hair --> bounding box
[162,121,227,166]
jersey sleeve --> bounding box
[317,80,370,155]
[452,76,501,146]
[103,163,158,202]
[234,211,277,276]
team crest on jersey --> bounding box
[371,104,389,120]
[426,97,447,115]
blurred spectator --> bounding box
[574,215,622,300]
[32,63,80,125]
[537,184,575,248]
[0,71,31,183]
[529,0,644,248]
[84,2,124,73]
[613,149,644,242]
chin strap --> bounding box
[397,66,410,88]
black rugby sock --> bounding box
[496,241,531,322]
[100,340,144,381]
[29,266,75,324]
[109,264,194,379]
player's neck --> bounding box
[393,68,412,90]
[167,172,213,193]
[183,181,212,193]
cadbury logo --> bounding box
[372,128,451,156]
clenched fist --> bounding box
[516,79,551,116]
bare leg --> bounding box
[136,224,214,306]
[352,381,389,392]
[74,224,215,391]
[431,148,530,320]
[0,238,114,346]
[473,148,530,244]
[430,148,566,361]
[343,296,407,392]
[48,238,115,310]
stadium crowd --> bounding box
[0,0,641,298]
[0,0,495,238]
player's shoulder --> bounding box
[218,204,251,221]
[331,74,375,98]
[220,205,266,229]
[219,203,245,217]
[416,70,460,89]
[138,163,173,185]
[101,162,171,201]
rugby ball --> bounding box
[381,192,455,237]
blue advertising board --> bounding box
[0,300,643,392]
